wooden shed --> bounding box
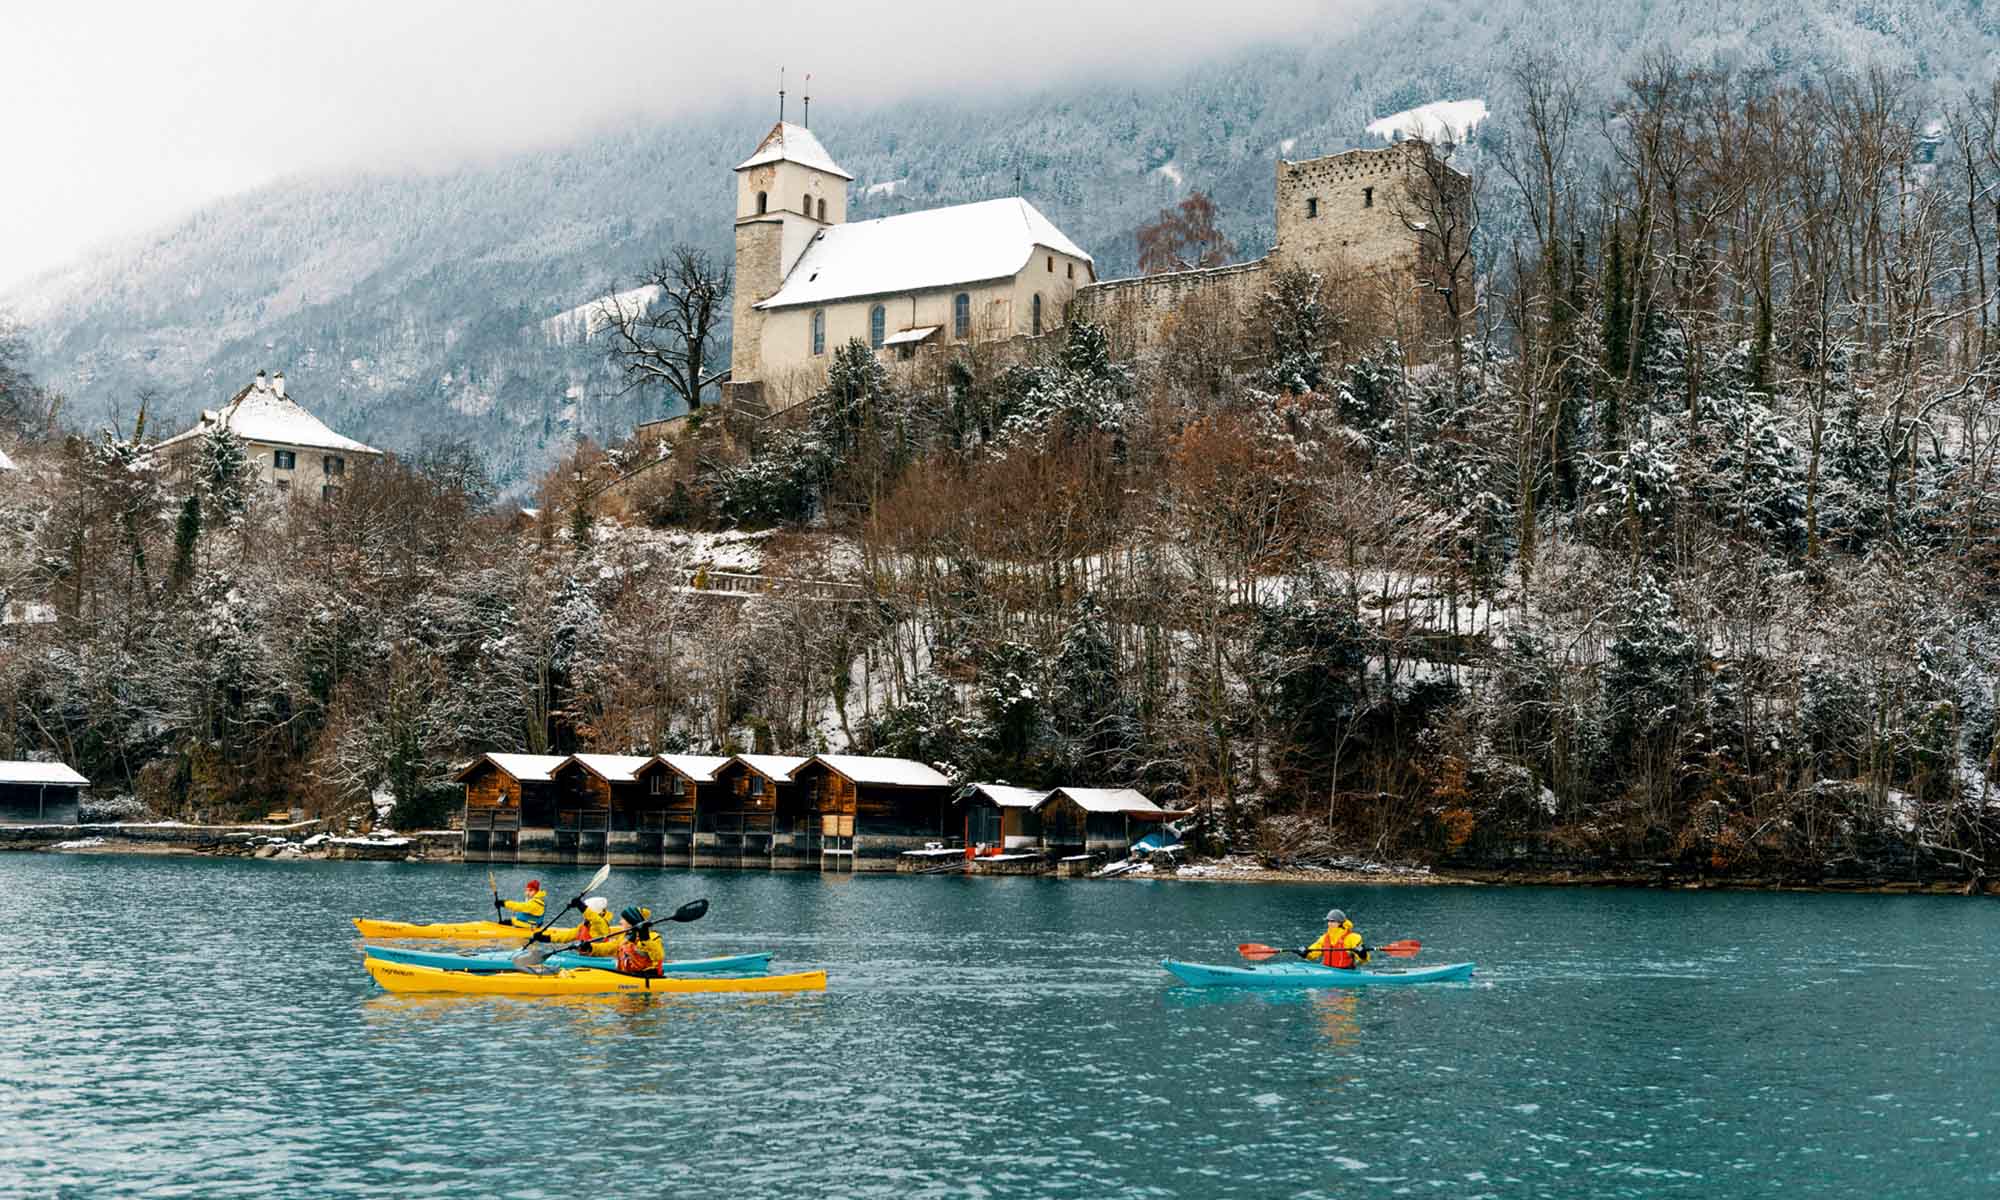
[956,783,1048,851]
[0,761,87,824]
[794,754,955,870]
[1034,787,1176,858]
[630,754,731,838]
[455,753,564,828]
[547,754,652,860]
[707,755,806,858]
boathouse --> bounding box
[708,754,807,867]
[956,784,1048,852]
[0,761,87,824]
[794,754,954,871]
[630,754,731,866]
[548,754,653,863]
[455,753,565,861]
[1035,787,1175,858]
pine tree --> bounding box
[169,493,200,591]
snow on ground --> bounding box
[50,836,107,850]
[540,284,664,345]
[863,178,907,199]
[1367,98,1489,143]
[1153,161,1184,187]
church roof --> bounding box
[735,122,854,181]
[755,197,1092,311]
[155,374,381,456]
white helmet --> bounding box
[584,896,609,913]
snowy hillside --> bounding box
[1367,98,1490,144]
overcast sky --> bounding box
[0,1,1367,294]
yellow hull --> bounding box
[351,917,579,941]
[364,957,827,996]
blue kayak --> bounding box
[1162,958,1475,988]
[364,944,775,975]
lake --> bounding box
[4,853,1995,1198]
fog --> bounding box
[0,0,1371,292]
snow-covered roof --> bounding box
[958,783,1048,809]
[0,760,88,786]
[1042,786,1162,815]
[563,754,654,783]
[731,754,810,781]
[735,121,854,180]
[756,198,1092,311]
[808,754,951,788]
[456,753,568,783]
[881,326,939,347]
[154,373,382,457]
[651,754,731,784]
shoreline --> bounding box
[10,829,1990,896]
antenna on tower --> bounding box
[779,66,786,123]
[804,73,811,128]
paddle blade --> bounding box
[1374,939,1421,957]
[585,862,611,893]
[669,898,709,924]
[511,941,565,971]
[1236,943,1285,962]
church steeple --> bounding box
[729,119,852,405]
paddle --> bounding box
[1237,940,1422,962]
[510,898,710,972]
[488,870,501,921]
[521,862,611,943]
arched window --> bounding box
[817,198,826,222]
[953,293,971,339]
[756,191,767,215]
[869,304,886,349]
[811,309,826,356]
[803,191,811,215]
[1031,293,1043,336]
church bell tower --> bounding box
[726,119,853,406]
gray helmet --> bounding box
[1324,908,1348,925]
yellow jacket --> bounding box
[501,891,546,923]
[1307,921,1367,968]
[567,908,614,953]
[616,930,666,973]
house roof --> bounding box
[957,783,1049,809]
[735,121,854,180]
[755,197,1091,311]
[563,754,655,784]
[453,753,568,784]
[651,754,731,784]
[808,754,951,788]
[731,754,810,781]
[154,374,382,457]
[1041,786,1163,815]
[0,760,88,786]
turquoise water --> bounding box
[4,854,1996,1199]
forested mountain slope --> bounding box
[7,0,1994,491]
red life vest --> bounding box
[615,940,657,975]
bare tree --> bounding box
[1137,192,1237,275]
[603,245,733,413]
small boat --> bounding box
[364,945,774,976]
[1161,958,1475,988]
[364,957,825,996]
[352,917,580,941]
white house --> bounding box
[155,371,381,495]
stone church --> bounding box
[722,121,1456,414]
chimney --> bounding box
[273,371,286,399]
[254,370,268,391]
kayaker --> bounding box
[564,896,616,955]
[612,906,665,976]
[496,879,546,928]
[1306,909,1369,969]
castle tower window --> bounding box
[756,191,768,214]
[953,293,971,339]
[802,191,811,214]
[1363,186,1374,208]
[869,304,886,349]
[817,198,826,222]
[1032,293,1043,335]
[811,309,826,355]
[1307,196,1319,219]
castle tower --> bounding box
[727,121,853,407]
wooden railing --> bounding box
[556,808,610,833]
[464,808,521,832]
[712,811,776,836]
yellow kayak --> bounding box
[363,957,827,996]
[351,917,579,941]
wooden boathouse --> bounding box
[547,754,653,863]
[629,754,730,867]
[956,784,1047,852]
[707,754,807,868]
[455,753,565,861]
[794,754,954,871]
[0,761,87,825]
[1035,787,1178,860]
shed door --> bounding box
[967,806,1001,846]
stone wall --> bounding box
[1272,142,1428,279]
[1070,258,1271,362]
